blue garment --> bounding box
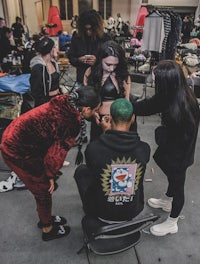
[0,74,30,94]
[58,33,72,51]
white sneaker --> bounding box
[11,171,18,181]
[63,161,70,166]
[148,195,173,212]
[150,217,178,236]
[0,172,17,192]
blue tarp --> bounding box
[0,74,30,94]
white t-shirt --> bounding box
[107,17,115,29]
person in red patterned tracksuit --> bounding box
[1,86,100,241]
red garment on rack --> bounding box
[46,6,63,36]
[133,6,149,37]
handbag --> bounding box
[155,126,167,146]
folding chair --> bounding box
[78,214,159,264]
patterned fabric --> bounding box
[165,13,182,60]
[160,12,171,60]
[1,94,81,178]
[1,94,81,226]
[0,93,22,119]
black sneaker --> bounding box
[56,171,63,176]
[37,215,67,229]
[42,225,70,241]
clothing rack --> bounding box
[142,8,181,61]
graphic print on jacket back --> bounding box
[101,157,143,205]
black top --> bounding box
[101,76,119,101]
[133,94,199,172]
[11,22,24,39]
[30,59,60,107]
[50,71,59,92]
[0,35,17,63]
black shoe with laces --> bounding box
[37,215,67,229]
[42,225,70,241]
[56,171,63,176]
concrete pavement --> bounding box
[0,80,200,264]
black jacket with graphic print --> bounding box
[85,130,150,221]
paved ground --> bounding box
[0,74,200,264]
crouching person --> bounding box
[1,86,100,241]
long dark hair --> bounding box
[77,9,104,40]
[154,60,200,127]
[87,40,129,97]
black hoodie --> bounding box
[85,129,150,221]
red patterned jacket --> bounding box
[1,94,81,178]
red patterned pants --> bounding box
[2,157,52,227]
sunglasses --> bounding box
[84,26,93,32]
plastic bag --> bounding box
[0,74,30,94]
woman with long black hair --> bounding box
[84,40,132,141]
[134,60,200,236]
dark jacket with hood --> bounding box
[134,95,199,174]
[84,130,150,221]
[30,55,60,107]
[68,32,111,83]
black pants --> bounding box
[74,164,95,215]
[165,169,186,218]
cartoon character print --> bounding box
[109,164,137,196]
[111,167,133,194]
[101,158,143,205]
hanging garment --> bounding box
[133,6,149,37]
[160,12,171,60]
[141,11,165,53]
[46,6,63,36]
[165,13,182,60]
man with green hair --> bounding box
[74,98,150,221]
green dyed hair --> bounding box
[110,98,134,123]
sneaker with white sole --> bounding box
[37,215,67,229]
[0,172,17,192]
[148,196,173,212]
[42,225,70,241]
[13,176,26,190]
[150,217,178,236]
